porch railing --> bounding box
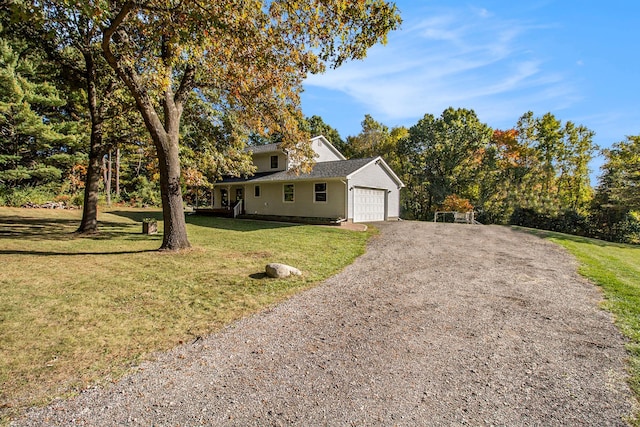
[232,200,243,218]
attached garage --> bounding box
[353,187,386,222]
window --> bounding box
[283,184,294,202]
[254,185,261,198]
[270,155,279,169]
[314,182,327,203]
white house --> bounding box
[209,135,404,223]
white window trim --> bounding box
[283,183,295,203]
[270,155,279,169]
[314,182,328,203]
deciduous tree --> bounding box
[400,108,492,217]
[599,135,640,211]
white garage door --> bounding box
[353,187,386,222]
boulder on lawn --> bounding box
[265,263,302,278]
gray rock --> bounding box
[265,263,302,278]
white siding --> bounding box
[252,152,286,173]
[347,161,402,221]
[311,136,346,162]
[244,180,346,219]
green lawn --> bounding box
[0,207,371,423]
[523,227,640,424]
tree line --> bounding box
[308,111,640,244]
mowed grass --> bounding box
[0,207,371,423]
[522,227,640,424]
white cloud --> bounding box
[303,5,577,128]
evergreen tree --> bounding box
[0,34,78,194]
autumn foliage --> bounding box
[439,194,473,212]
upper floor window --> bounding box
[270,155,279,169]
[314,183,327,203]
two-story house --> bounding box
[210,135,404,223]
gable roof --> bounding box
[255,157,376,182]
[217,156,405,188]
[216,157,378,185]
[244,136,346,161]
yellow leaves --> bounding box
[182,167,206,187]
[439,194,474,212]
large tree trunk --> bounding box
[128,90,191,250]
[156,130,190,250]
[77,136,103,233]
[77,50,104,234]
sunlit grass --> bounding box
[0,207,370,423]
[520,227,640,424]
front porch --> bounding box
[191,184,245,218]
[194,199,243,218]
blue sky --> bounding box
[300,1,640,180]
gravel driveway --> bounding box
[15,222,635,426]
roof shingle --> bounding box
[216,157,377,184]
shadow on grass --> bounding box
[0,248,158,256]
[108,210,299,232]
[108,210,163,223]
[249,272,268,279]
[511,225,635,249]
[186,214,299,232]
[0,212,162,253]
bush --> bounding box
[510,208,589,237]
[0,187,58,207]
[610,212,640,244]
[120,176,161,207]
[439,194,473,212]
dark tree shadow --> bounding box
[0,248,158,256]
[510,226,632,248]
[186,215,299,232]
[107,210,163,223]
[0,210,162,253]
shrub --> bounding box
[0,187,58,207]
[611,212,640,244]
[439,194,473,212]
[121,176,161,207]
[510,208,590,237]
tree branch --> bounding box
[175,65,196,106]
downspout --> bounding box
[341,179,349,222]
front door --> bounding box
[220,189,228,207]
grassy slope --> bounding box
[523,228,640,424]
[0,207,371,423]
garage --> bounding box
[353,187,386,222]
